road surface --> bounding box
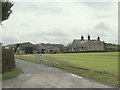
[2,59,113,88]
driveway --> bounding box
[2,59,113,88]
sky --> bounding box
[1,0,118,46]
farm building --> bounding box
[67,35,104,51]
[5,42,38,54]
[5,42,67,54]
[36,43,66,54]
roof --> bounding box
[73,39,98,44]
[73,39,87,44]
[6,42,37,49]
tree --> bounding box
[0,0,14,23]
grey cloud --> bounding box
[94,22,117,36]
[70,24,110,39]
[82,2,113,9]
[95,22,110,31]
[26,29,69,38]
[2,35,20,45]
[18,29,73,45]
[14,2,64,14]
[94,15,116,19]
[20,23,31,27]
[91,23,113,37]
[84,22,118,43]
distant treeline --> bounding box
[104,43,119,52]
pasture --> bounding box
[15,52,118,86]
[44,52,118,74]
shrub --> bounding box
[2,49,16,73]
[62,50,108,53]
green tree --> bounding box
[0,0,14,22]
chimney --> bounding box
[97,36,100,41]
[88,34,90,40]
[81,35,84,40]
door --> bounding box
[25,47,33,54]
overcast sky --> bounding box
[1,1,118,46]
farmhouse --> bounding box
[67,35,104,51]
[5,42,38,54]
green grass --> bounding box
[44,52,118,75]
[15,52,118,87]
[2,66,22,80]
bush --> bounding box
[2,49,16,73]
[62,50,108,53]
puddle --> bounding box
[70,73,83,79]
[25,74,32,77]
[18,74,32,79]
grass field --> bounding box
[15,52,118,87]
[44,52,118,74]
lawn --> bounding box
[15,52,118,87]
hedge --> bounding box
[62,50,109,53]
[2,49,16,73]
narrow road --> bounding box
[3,59,113,88]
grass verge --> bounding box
[2,66,22,80]
[0,74,1,80]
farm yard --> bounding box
[15,52,118,86]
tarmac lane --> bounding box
[2,59,113,88]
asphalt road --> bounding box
[2,59,113,88]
